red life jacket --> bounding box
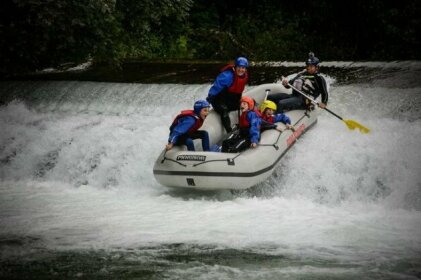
[239,109,261,128]
[220,64,248,94]
[170,110,203,135]
[261,114,274,124]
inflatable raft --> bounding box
[153,83,317,190]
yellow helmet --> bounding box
[259,100,277,113]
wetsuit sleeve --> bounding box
[168,116,196,144]
[208,71,234,98]
[273,113,291,124]
[248,112,261,144]
[317,75,329,104]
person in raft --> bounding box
[221,96,261,153]
[268,52,328,113]
[166,100,211,151]
[206,56,249,133]
[259,100,293,132]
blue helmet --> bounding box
[193,100,210,115]
[305,52,320,66]
[235,57,249,68]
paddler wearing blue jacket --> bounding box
[206,57,249,133]
[166,100,211,151]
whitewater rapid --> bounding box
[0,64,420,278]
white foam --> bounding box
[0,81,420,265]
[254,60,421,70]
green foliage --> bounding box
[1,0,420,76]
[115,0,193,59]
[0,0,124,75]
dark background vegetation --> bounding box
[1,0,420,77]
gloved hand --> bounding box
[206,95,215,103]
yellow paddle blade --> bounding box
[343,119,370,133]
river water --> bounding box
[0,62,420,279]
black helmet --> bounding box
[305,52,320,66]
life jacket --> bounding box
[170,110,203,135]
[239,109,261,129]
[220,64,248,94]
[293,74,319,98]
[261,114,274,124]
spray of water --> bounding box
[0,65,420,277]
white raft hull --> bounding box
[153,83,317,190]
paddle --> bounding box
[264,89,270,101]
[285,79,370,134]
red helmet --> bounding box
[240,96,254,110]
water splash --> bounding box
[0,67,420,278]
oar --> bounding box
[264,89,270,101]
[286,81,370,134]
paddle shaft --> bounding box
[283,78,370,134]
[287,83,344,121]
[323,107,344,121]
